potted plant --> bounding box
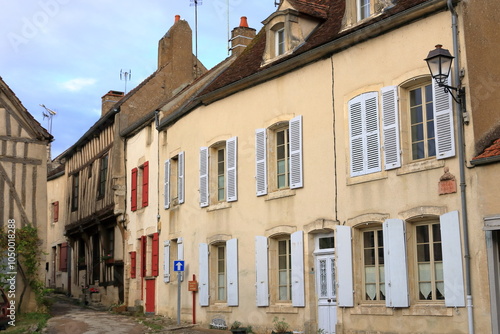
[230,321,248,334]
[272,317,292,334]
[101,253,114,264]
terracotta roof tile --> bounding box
[472,138,500,161]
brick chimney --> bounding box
[101,91,124,117]
[158,16,193,79]
[230,17,256,57]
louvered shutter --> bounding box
[53,201,59,222]
[289,116,303,189]
[152,232,159,276]
[164,160,170,209]
[336,226,353,307]
[200,147,209,207]
[59,242,68,272]
[291,231,305,307]
[142,161,149,207]
[226,137,238,202]
[163,241,170,283]
[433,77,456,159]
[255,236,269,306]
[227,238,239,306]
[199,243,209,306]
[141,236,147,277]
[255,129,268,196]
[365,93,381,173]
[381,86,401,170]
[178,151,185,204]
[131,168,138,211]
[440,211,465,307]
[130,251,137,278]
[383,219,409,308]
[178,237,184,282]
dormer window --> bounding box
[276,27,286,56]
[358,0,371,20]
[343,0,394,30]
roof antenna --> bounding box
[39,104,57,134]
[120,69,132,94]
[275,0,281,6]
[190,0,202,75]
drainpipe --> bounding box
[447,1,473,333]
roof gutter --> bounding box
[470,155,500,166]
[199,0,450,106]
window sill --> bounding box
[350,304,394,316]
[402,304,452,317]
[265,189,296,201]
[206,304,232,313]
[397,159,444,176]
[347,171,387,186]
[207,202,232,212]
[266,304,298,314]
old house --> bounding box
[0,76,52,311]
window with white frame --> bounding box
[409,83,436,160]
[164,152,185,209]
[255,116,303,196]
[357,0,371,20]
[163,237,184,283]
[362,228,385,301]
[275,26,286,56]
[200,137,237,207]
[198,239,238,306]
[255,231,305,307]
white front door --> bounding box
[315,234,337,334]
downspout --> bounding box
[447,1,473,333]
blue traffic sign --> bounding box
[174,260,185,272]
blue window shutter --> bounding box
[383,219,409,308]
[255,129,268,196]
[381,86,401,170]
[440,211,465,307]
[226,137,238,202]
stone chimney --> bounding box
[230,17,256,57]
[101,90,124,117]
[158,15,193,80]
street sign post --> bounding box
[174,260,185,324]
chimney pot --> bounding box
[239,16,249,27]
[175,15,180,23]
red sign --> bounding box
[188,280,198,292]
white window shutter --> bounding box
[365,92,381,174]
[433,77,456,159]
[199,147,209,207]
[291,231,305,307]
[178,151,185,204]
[163,241,170,283]
[381,86,401,170]
[255,129,268,196]
[226,137,238,202]
[255,236,269,306]
[383,219,409,308]
[349,96,365,177]
[289,115,303,189]
[199,243,209,306]
[227,238,239,306]
[164,160,171,209]
[177,237,184,281]
[336,225,353,307]
[440,211,465,307]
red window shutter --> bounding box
[53,201,59,222]
[142,162,149,207]
[141,236,147,277]
[130,251,137,278]
[131,168,138,211]
[152,233,159,276]
[60,243,68,272]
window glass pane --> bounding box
[428,139,436,157]
[412,124,424,141]
[363,231,374,248]
[417,244,430,262]
[416,225,429,243]
[419,282,432,300]
[411,106,423,124]
[365,266,376,283]
[436,282,445,300]
[279,286,288,300]
[410,88,422,106]
[427,121,435,139]
[364,249,375,265]
[435,262,444,281]
[378,247,385,265]
[425,84,433,102]
[412,142,425,160]
[319,237,334,249]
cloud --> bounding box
[59,78,97,92]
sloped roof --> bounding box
[471,138,500,165]
[201,0,434,97]
[0,76,53,142]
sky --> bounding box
[0,0,277,158]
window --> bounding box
[59,242,68,272]
[106,228,114,258]
[163,238,184,283]
[255,231,304,307]
[97,154,108,199]
[409,84,436,160]
[278,238,292,301]
[71,173,79,211]
[255,116,303,196]
[199,239,239,306]
[415,222,444,301]
[131,161,149,211]
[52,201,59,223]
[357,0,371,20]
[276,28,285,56]
[164,152,185,209]
[199,137,238,207]
[362,228,385,301]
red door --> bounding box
[145,279,156,313]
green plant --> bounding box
[231,321,242,329]
[100,253,113,261]
[273,317,290,333]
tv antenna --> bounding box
[190,0,202,70]
[40,104,57,134]
[120,69,132,94]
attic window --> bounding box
[343,0,394,29]
[274,24,286,56]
